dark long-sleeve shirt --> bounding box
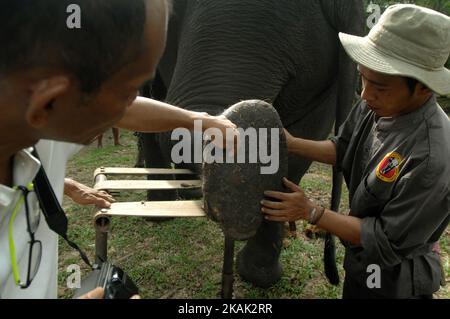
[331,96,450,298]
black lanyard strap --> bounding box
[32,148,93,269]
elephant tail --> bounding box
[323,16,361,285]
[324,233,339,285]
[324,167,343,285]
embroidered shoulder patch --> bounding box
[376,152,403,182]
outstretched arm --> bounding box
[284,129,337,166]
[117,97,236,135]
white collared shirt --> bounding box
[0,140,82,299]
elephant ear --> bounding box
[203,100,288,240]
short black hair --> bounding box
[0,0,147,93]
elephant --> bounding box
[139,0,365,288]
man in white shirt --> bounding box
[0,141,82,298]
[0,0,235,298]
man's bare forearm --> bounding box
[289,138,337,166]
[315,208,362,246]
[63,178,77,196]
[116,97,203,132]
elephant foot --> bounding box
[236,246,282,288]
[235,220,284,288]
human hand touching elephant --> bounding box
[200,113,240,154]
[261,177,316,222]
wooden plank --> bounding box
[96,200,205,218]
[94,180,202,191]
[94,167,194,179]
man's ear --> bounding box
[416,82,433,98]
[26,76,70,128]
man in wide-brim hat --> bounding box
[261,4,450,298]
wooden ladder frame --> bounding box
[92,167,235,299]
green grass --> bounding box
[58,128,449,299]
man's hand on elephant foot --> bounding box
[200,113,239,155]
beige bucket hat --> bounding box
[339,4,450,96]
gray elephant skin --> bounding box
[203,100,289,241]
[139,0,364,288]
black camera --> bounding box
[73,262,139,299]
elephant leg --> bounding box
[175,172,203,200]
[140,132,177,203]
[157,129,204,200]
[134,132,146,168]
[236,220,284,288]
[137,74,178,204]
[237,92,338,287]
